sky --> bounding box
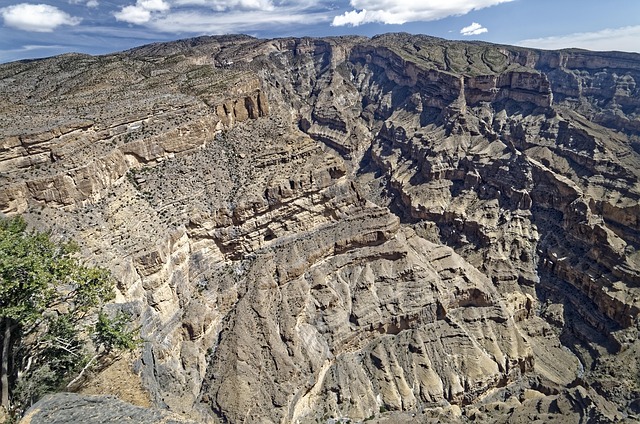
[1,0,639,63]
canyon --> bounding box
[1,33,639,423]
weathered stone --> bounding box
[2,33,639,424]
[21,393,197,424]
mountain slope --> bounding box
[1,33,639,423]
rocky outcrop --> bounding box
[190,200,537,422]
[464,72,552,107]
[2,33,639,423]
[21,393,197,424]
[0,65,269,214]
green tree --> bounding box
[0,216,130,413]
[94,311,141,353]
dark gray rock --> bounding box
[21,393,195,424]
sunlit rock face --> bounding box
[2,33,639,423]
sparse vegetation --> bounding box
[93,311,141,353]
[0,216,138,416]
[2,32,640,424]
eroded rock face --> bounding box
[1,33,639,423]
[22,393,196,424]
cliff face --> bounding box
[2,33,639,423]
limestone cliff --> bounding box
[1,33,639,423]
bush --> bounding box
[94,311,141,353]
[0,215,135,414]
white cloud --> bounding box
[68,0,99,7]
[115,6,152,24]
[4,44,67,52]
[0,3,81,32]
[139,0,171,11]
[148,8,329,33]
[113,0,329,31]
[332,0,513,26]
[519,25,640,53]
[115,0,170,24]
[461,22,487,36]
[173,0,274,11]
[0,44,69,63]
[114,0,276,26]
[332,9,367,26]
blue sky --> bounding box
[1,0,639,63]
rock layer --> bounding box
[22,393,196,424]
[1,34,639,423]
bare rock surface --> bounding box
[21,393,196,424]
[2,33,640,423]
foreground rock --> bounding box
[21,393,196,424]
[1,33,639,423]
